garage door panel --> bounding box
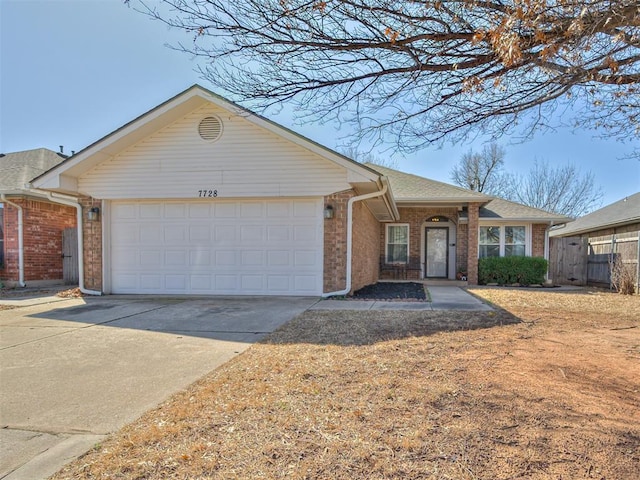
[111,198,323,295]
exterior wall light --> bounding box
[87,207,100,221]
[324,205,334,219]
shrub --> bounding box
[478,256,548,286]
[610,256,636,295]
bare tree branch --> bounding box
[129,0,640,152]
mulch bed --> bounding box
[351,281,427,301]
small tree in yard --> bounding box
[610,255,637,295]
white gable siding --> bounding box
[78,105,351,199]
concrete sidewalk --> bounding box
[310,286,492,311]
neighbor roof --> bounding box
[0,148,67,193]
[550,192,640,237]
[367,164,491,203]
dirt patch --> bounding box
[51,288,639,480]
[352,281,427,301]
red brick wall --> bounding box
[351,200,380,292]
[532,224,547,258]
[0,197,76,283]
[81,197,103,291]
[467,203,481,285]
[323,191,351,293]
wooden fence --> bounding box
[549,230,639,292]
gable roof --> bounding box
[0,148,67,193]
[550,192,640,237]
[32,84,382,190]
[366,163,491,203]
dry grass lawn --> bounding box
[52,288,639,479]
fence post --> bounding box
[637,232,640,295]
[609,234,615,291]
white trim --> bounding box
[478,224,531,258]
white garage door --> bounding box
[109,199,323,295]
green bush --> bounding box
[478,256,548,286]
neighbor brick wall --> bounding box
[351,200,380,292]
[81,197,103,291]
[323,190,352,293]
[0,197,76,283]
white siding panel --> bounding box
[110,198,323,295]
[79,105,350,199]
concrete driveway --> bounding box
[0,293,318,480]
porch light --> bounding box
[87,207,100,221]
[323,205,334,219]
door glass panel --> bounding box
[426,228,448,277]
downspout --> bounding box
[1,195,26,287]
[322,182,389,298]
[28,189,102,295]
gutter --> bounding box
[322,181,389,298]
[28,189,102,296]
[1,195,26,287]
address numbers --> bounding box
[198,189,218,198]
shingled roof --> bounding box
[478,197,570,223]
[550,192,640,237]
[368,163,569,223]
[0,148,67,193]
[366,163,491,203]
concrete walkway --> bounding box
[310,286,492,311]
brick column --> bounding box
[80,197,103,292]
[467,203,480,285]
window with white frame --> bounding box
[479,225,527,258]
[386,224,409,263]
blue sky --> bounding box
[1,0,638,208]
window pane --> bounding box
[480,226,500,244]
[479,245,500,258]
[505,245,526,257]
[387,244,408,263]
[388,225,407,243]
[505,226,525,245]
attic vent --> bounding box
[198,116,223,142]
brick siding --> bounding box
[532,224,547,258]
[351,200,380,292]
[466,203,481,285]
[323,191,351,293]
[81,197,103,291]
[0,197,76,283]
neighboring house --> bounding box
[30,85,567,296]
[0,148,78,287]
[549,193,640,239]
[549,193,640,287]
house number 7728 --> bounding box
[198,189,218,198]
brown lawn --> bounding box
[51,288,639,480]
